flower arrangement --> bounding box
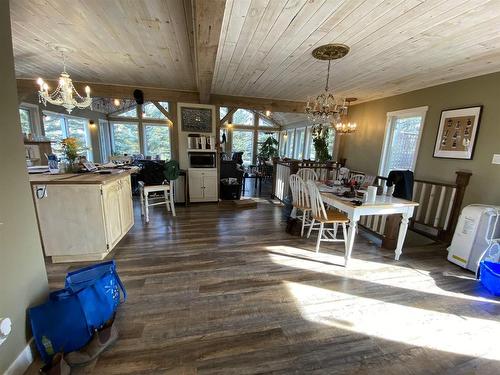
[61,137,80,163]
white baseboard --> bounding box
[5,338,35,375]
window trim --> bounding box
[42,110,93,161]
[378,106,428,177]
[19,102,41,135]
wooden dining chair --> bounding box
[306,180,349,253]
[351,174,365,186]
[289,174,313,237]
[297,168,319,181]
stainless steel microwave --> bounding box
[188,152,216,168]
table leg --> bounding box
[242,177,246,197]
[344,217,359,266]
[395,212,411,260]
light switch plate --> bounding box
[492,154,500,165]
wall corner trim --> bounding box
[5,338,35,375]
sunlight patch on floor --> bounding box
[266,245,500,305]
[285,280,500,361]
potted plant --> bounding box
[312,126,331,162]
[258,135,279,160]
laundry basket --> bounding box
[479,260,500,296]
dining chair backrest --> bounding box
[297,168,318,181]
[351,174,365,186]
[306,180,328,221]
[289,174,310,208]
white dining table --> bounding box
[318,184,419,266]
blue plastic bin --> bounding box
[480,261,500,296]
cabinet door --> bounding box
[189,171,204,202]
[119,176,134,232]
[102,181,122,249]
[203,174,218,201]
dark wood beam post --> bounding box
[440,171,472,243]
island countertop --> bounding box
[29,168,138,185]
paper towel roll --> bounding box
[366,186,377,203]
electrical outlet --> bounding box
[492,154,500,165]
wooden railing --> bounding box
[357,172,471,243]
[272,160,471,244]
[272,159,341,202]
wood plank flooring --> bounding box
[28,197,500,374]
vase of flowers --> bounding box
[61,137,82,173]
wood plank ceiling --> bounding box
[213,0,500,102]
[10,0,196,90]
[10,0,500,106]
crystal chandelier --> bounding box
[305,44,350,125]
[335,97,357,134]
[36,47,92,114]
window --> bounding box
[257,131,278,157]
[326,128,335,158]
[19,108,31,135]
[142,102,167,119]
[43,112,93,160]
[232,130,254,165]
[111,123,140,156]
[220,106,228,120]
[379,106,427,176]
[286,130,295,158]
[258,116,274,127]
[294,127,306,159]
[99,119,112,163]
[144,124,171,160]
[232,109,254,126]
[117,106,138,118]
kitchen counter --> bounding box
[29,167,138,185]
[30,169,136,263]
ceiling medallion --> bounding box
[305,43,350,127]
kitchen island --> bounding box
[30,169,135,263]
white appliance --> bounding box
[447,204,500,272]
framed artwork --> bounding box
[433,106,482,160]
[180,106,213,133]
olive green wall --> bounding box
[0,1,49,372]
[340,71,500,208]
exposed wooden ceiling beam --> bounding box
[192,0,226,104]
[210,94,306,113]
[16,79,199,103]
[219,107,236,125]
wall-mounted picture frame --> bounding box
[180,106,213,133]
[433,106,482,160]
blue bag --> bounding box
[65,260,127,332]
[29,289,93,363]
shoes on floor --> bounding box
[65,316,118,368]
[40,353,71,375]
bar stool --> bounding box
[139,181,175,223]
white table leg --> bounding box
[395,209,413,260]
[344,216,359,267]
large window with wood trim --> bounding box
[42,111,93,160]
[232,130,254,166]
[108,101,172,161]
[379,106,427,176]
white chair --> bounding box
[289,174,316,237]
[139,181,176,223]
[297,168,318,181]
[306,180,349,253]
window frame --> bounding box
[19,102,41,136]
[378,106,428,177]
[42,110,93,161]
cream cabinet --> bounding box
[188,168,218,202]
[33,174,134,263]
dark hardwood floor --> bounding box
[28,196,500,374]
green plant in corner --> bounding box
[258,135,279,160]
[312,126,332,162]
